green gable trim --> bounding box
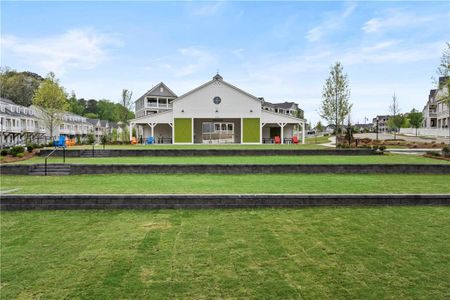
[242,118,260,143]
[174,118,192,143]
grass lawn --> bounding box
[11,154,450,165]
[2,174,450,194]
[1,207,449,299]
[42,137,329,150]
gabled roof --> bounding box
[172,74,263,104]
[135,82,177,103]
[269,102,298,109]
[87,118,100,126]
[100,120,109,127]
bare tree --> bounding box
[319,62,352,145]
[120,89,133,141]
[388,93,402,140]
[435,42,450,144]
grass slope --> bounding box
[2,174,450,194]
[13,154,450,165]
[1,207,449,299]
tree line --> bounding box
[0,67,134,123]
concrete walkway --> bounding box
[320,136,336,148]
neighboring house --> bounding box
[372,115,391,133]
[0,98,46,147]
[354,123,374,133]
[261,100,304,118]
[130,74,306,144]
[57,112,94,140]
[87,118,110,143]
[422,77,449,130]
[134,82,177,118]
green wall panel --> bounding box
[174,118,192,143]
[242,118,260,143]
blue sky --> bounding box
[1,1,449,124]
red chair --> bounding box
[292,136,299,144]
[274,136,281,144]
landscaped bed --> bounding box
[1,207,449,299]
[11,154,450,165]
[2,173,450,194]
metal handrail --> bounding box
[44,147,66,176]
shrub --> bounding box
[10,146,25,157]
[426,151,440,157]
[16,152,25,158]
[26,145,34,153]
[442,146,450,157]
[87,134,96,145]
[378,145,386,151]
[411,144,418,148]
[1,149,9,156]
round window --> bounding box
[213,96,221,105]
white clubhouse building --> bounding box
[130,74,306,144]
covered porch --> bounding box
[261,110,305,144]
[129,111,174,144]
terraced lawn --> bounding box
[12,154,449,165]
[1,207,449,299]
[2,173,450,194]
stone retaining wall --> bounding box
[1,163,449,175]
[1,194,448,210]
[38,149,376,157]
[68,164,450,175]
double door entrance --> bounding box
[202,122,235,144]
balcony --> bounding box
[145,102,173,109]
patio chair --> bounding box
[292,136,299,144]
[274,136,281,144]
[53,135,66,147]
[146,136,155,144]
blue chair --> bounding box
[53,135,66,147]
[146,136,155,144]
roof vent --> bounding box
[213,73,223,81]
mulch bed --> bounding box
[0,150,37,163]
[423,154,450,162]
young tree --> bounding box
[315,121,324,133]
[435,42,450,144]
[120,89,133,141]
[32,73,68,141]
[388,93,402,139]
[408,109,424,136]
[319,62,352,142]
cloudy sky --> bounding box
[1,1,449,124]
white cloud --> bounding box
[189,1,225,16]
[305,2,356,42]
[1,28,121,74]
[232,48,244,59]
[341,41,444,65]
[362,10,433,34]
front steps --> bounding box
[29,164,71,176]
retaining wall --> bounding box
[2,163,450,175]
[38,149,377,157]
[1,194,449,210]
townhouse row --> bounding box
[0,98,123,147]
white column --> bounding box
[302,122,305,144]
[129,123,133,141]
[278,123,286,144]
